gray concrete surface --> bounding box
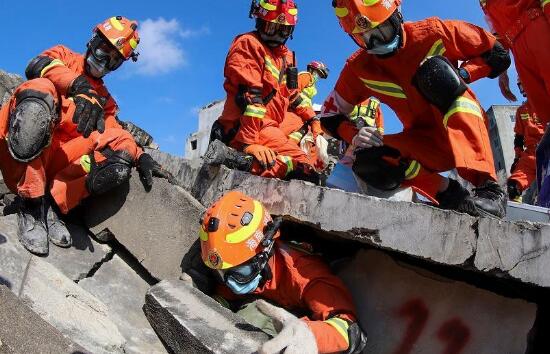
[144,280,268,354]
[84,176,205,280]
[0,70,22,106]
[79,255,167,354]
[0,285,87,354]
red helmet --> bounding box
[307,61,329,79]
[250,0,298,25]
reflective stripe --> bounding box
[360,78,407,99]
[199,226,208,241]
[244,105,267,119]
[225,200,264,243]
[542,0,550,7]
[520,113,530,120]
[377,127,385,134]
[288,131,303,142]
[443,96,484,128]
[363,0,380,5]
[426,39,446,58]
[288,8,298,15]
[40,59,65,77]
[334,7,349,17]
[324,317,350,345]
[264,56,280,80]
[405,160,421,180]
[80,154,91,173]
[278,155,294,175]
[297,93,312,108]
[129,38,138,50]
[213,295,231,309]
[110,17,125,31]
[260,0,277,11]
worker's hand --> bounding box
[69,75,105,138]
[137,153,176,192]
[255,300,318,354]
[498,71,518,102]
[310,119,324,140]
[243,144,277,170]
[352,126,383,149]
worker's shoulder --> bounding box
[346,48,369,67]
[232,31,263,48]
[42,44,80,57]
[404,17,449,33]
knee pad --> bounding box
[8,89,57,162]
[352,146,407,191]
[413,55,468,113]
[86,148,134,195]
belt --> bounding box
[503,8,544,47]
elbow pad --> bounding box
[25,56,54,80]
[319,113,349,140]
[514,135,525,149]
[481,41,511,79]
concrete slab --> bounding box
[0,70,22,106]
[144,280,268,354]
[0,215,32,293]
[84,176,205,280]
[338,250,537,354]
[0,285,87,354]
[79,255,167,354]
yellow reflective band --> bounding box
[297,93,312,108]
[278,155,294,175]
[225,200,264,244]
[110,17,124,31]
[260,0,277,11]
[129,38,138,50]
[324,317,350,345]
[288,8,298,15]
[264,56,281,80]
[363,117,376,127]
[443,96,484,128]
[377,127,385,134]
[213,295,231,309]
[363,0,380,5]
[40,59,65,77]
[405,160,421,180]
[289,131,303,142]
[80,154,91,173]
[334,7,349,17]
[520,113,530,120]
[426,39,446,58]
[542,0,550,7]
[360,78,407,99]
[199,226,208,241]
[244,105,267,119]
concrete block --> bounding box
[20,257,126,354]
[79,255,167,354]
[0,215,32,292]
[0,285,87,354]
[144,280,268,354]
[0,70,23,106]
[338,250,537,354]
[84,176,205,280]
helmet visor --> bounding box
[262,22,294,39]
[218,255,265,284]
[351,19,399,50]
[90,35,125,71]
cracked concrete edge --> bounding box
[75,247,115,283]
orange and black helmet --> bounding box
[94,16,140,61]
[200,191,280,270]
[332,0,401,35]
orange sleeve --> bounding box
[438,19,497,82]
[375,105,385,134]
[298,72,312,91]
[288,72,316,121]
[514,106,525,136]
[225,36,266,146]
[39,45,81,96]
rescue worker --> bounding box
[199,191,367,354]
[205,0,320,184]
[481,0,550,125]
[0,17,172,255]
[508,80,546,202]
[321,0,511,218]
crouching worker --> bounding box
[0,17,173,255]
[199,191,367,354]
[204,0,320,184]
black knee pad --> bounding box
[413,55,468,113]
[8,89,57,162]
[86,148,134,195]
[352,146,407,191]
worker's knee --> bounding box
[7,88,58,162]
[85,148,134,195]
[413,55,467,112]
[352,146,407,191]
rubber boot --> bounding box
[203,139,253,172]
[471,180,507,218]
[17,197,48,255]
[45,198,72,248]
[435,179,478,216]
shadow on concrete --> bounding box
[66,222,95,253]
[0,233,6,244]
[0,275,12,289]
[83,180,130,229]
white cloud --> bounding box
[133,18,209,76]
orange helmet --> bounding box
[94,16,140,61]
[200,191,280,270]
[250,0,298,26]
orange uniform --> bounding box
[218,32,314,178]
[0,45,141,214]
[481,0,550,124]
[509,101,546,190]
[279,71,318,138]
[217,241,357,353]
[322,18,498,199]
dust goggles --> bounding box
[262,22,295,39]
[89,35,125,71]
[352,21,398,50]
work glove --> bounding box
[352,126,384,149]
[255,300,318,354]
[310,119,324,140]
[68,75,105,138]
[244,144,277,170]
[136,153,176,192]
[498,71,518,102]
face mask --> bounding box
[225,273,262,295]
[85,54,111,79]
[259,32,289,48]
[367,34,401,56]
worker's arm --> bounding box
[514,106,526,157]
[439,19,510,83]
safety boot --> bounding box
[435,179,478,216]
[16,197,48,255]
[203,139,253,172]
[471,180,507,218]
[45,198,72,248]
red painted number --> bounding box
[392,298,430,354]
[437,318,470,354]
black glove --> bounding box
[68,75,105,138]
[137,153,176,192]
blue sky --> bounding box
[0,1,518,156]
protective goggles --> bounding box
[351,14,400,50]
[262,22,295,39]
[89,35,125,71]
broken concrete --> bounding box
[84,176,205,280]
[338,249,537,353]
[0,70,23,106]
[79,255,167,354]
[144,280,268,354]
